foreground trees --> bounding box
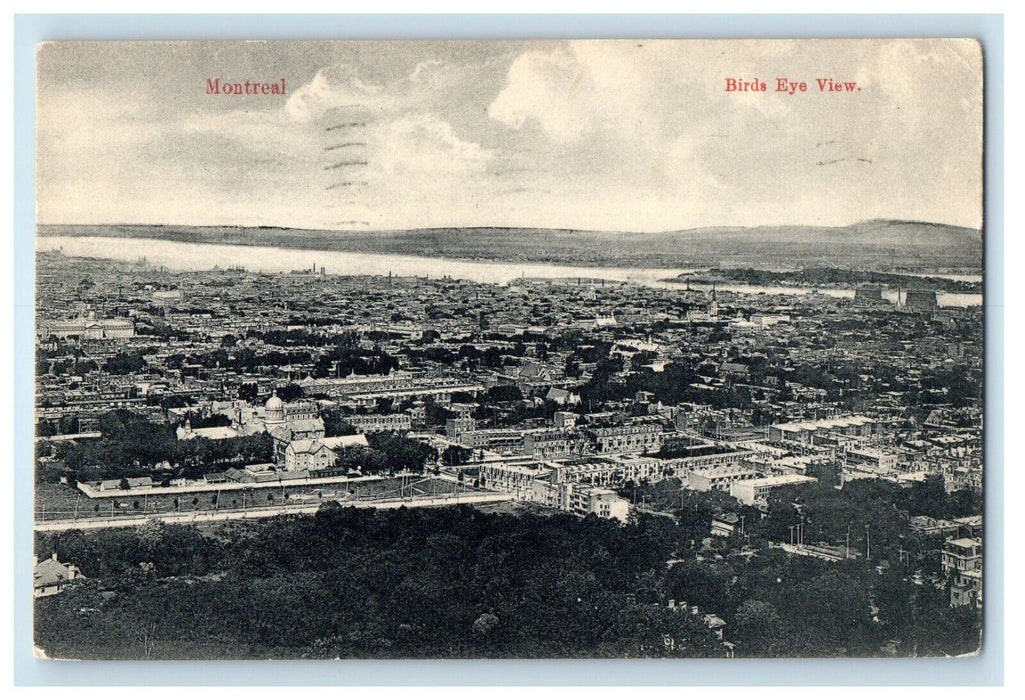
[35,508,726,659]
[34,497,980,660]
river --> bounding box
[37,235,982,308]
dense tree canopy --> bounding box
[35,507,727,659]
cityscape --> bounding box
[32,39,984,661]
[33,239,983,659]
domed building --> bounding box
[260,388,325,464]
[264,391,285,425]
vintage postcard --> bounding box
[33,39,983,660]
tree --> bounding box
[105,351,147,375]
[275,383,304,403]
[486,385,524,403]
[732,599,784,657]
[441,445,473,467]
[238,383,259,403]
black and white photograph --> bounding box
[31,38,985,661]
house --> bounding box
[950,568,983,609]
[711,512,741,537]
[720,361,749,380]
[546,387,581,406]
[34,553,83,597]
[126,476,154,490]
[941,537,982,576]
[99,479,122,491]
[909,515,960,537]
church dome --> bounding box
[265,392,285,422]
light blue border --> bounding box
[13,13,1004,686]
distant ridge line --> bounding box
[36,219,982,273]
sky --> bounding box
[36,39,983,232]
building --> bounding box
[263,394,320,425]
[568,486,630,522]
[299,372,483,407]
[264,393,326,463]
[854,286,883,302]
[769,415,879,445]
[711,512,741,537]
[446,417,477,441]
[588,420,664,455]
[283,434,370,472]
[284,439,337,472]
[942,536,983,609]
[610,454,670,483]
[730,474,817,506]
[688,464,762,492]
[905,289,939,312]
[749,313,791,328]
[480,461,629,522]
[843,446,899,474]
[954,515,984,539]
[950,568,983,608]
[523,428,587,460]
[33,553,83,598]
[941,537,982,577]
[909,515,960,537]
[480,462,552,497]
[344,413,412,433]
[545,387,581,406]
[152,289,183,304]
[42,314,135,340]
[553,411,578,429]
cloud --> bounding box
[375,114,494,177]
[285,65,386,122]
[488,47,595,142]
[284,58,491,123]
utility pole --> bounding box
[865,525,871,560]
